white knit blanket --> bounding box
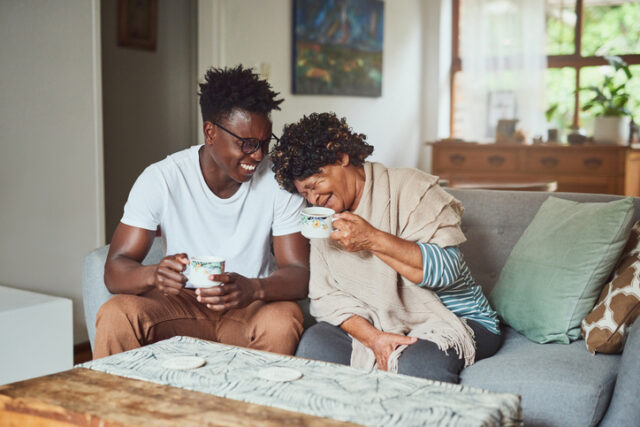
[80,336,522,426]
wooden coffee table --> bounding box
[1,337,522,426]
[0,368,353,426]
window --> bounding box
[451,0,640,140]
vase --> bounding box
[593,116,631,145]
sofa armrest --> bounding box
[599,320,640,426]
[82,244,114,350]
[81,237,164,350]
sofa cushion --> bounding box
[581,220,640,354]
[460,327,620,427]
[490,196,634,344]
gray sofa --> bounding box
[82,189,640,427]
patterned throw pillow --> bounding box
[581,220,640,354]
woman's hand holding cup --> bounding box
[152,253,189,295]
[330,211,379,252]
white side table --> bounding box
[0,285,72,385]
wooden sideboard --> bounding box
[429,141,640,196]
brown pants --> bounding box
[93,288,304,360]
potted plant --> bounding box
[580,56,635,145]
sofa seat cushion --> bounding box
[460,327,620,427]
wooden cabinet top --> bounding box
[428,140,640,196]
[427,140,635,152]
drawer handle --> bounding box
[540,157,559,169]
[583,157,603,170]
[449,154,466,166]
[487,155,505,167]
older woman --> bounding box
[271,112,501,383]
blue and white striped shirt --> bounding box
[418,243,500,335]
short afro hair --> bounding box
[271,112,374,193]
[198,65,283,123]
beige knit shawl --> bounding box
[309,162,476,372]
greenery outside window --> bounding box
[451,0,640,141]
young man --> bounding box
[93,66,309,359]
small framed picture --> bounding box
[487,90,517,137]
[496,119,519,144]
[118,0,157,51]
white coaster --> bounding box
[162,356,206,370]
[257,367,303,382]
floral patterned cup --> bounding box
[184,256,225,287]
[300,207,335,239]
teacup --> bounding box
[184,256,225,287]
[300,207,335,239]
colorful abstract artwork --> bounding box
[292,0,384,97]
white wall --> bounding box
[0,0,104,344]
[419,0,452,172]
[200,0,425,169]
[102,0,198,239]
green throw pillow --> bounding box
[489,196,634,344]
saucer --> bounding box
[257,367,303,382]
[162,356,206,370]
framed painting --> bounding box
[292,0,384,97]
[118,0,157,51]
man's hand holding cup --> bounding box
[195,272,263,312]
[153,253,189,295]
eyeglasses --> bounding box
[211,121,279,155]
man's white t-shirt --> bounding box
[121,145,305,287]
